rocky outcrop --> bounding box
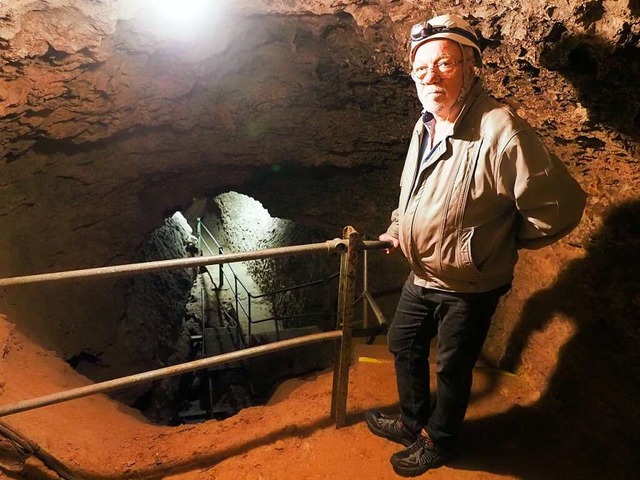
[0,0,638,431]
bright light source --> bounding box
[138,0,227,42]
[151,0,211,24]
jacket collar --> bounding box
[450,78,485,134]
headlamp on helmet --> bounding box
[409,14,482,66]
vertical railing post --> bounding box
[363,248,369,329]
[234,276,240,343]
[196,218,207,356]
[196,218,202,254]
[331,226,360,428]
[218,246,224,289]
[247,294,252,346]
[200,280,206,356]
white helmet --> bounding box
[410,14,482,66]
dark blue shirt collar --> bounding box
[421,110,434,124]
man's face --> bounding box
[412,39,466,118]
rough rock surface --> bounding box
[0,0,638,466]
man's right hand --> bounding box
[379,233,399,255]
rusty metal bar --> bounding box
[331,226,360,427]
[0,240,348,288]
[363,290,387,328]
[0,235,391,425]
[200,280,206,356]
[362,240,392,251]
[250,277,328,299]
[363,248,369,328]
[0,330,342,418]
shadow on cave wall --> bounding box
[454,200,640,480]
[539,26,640,148]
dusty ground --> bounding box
[0,314,607,480]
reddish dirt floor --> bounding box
[0,314,593,480]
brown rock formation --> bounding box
[0,0,638,459]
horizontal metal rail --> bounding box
[250,310,325,324]
[0,240,351,288]
[251,278,325,299]
[0,330,343,418]
[0,235,391,422]
[250,271,340,299]
[361,240,392,251]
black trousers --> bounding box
[387,273,510,448]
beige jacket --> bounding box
[387,81,587,293]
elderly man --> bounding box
[365,13,586,477]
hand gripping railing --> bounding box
[0,229,391,431]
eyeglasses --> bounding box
[411,59,465,80]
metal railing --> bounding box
[194,218,342,346]
[196,219,261,341]
[352,242,389,342]
[0,229,390,424]
[0,227,391,479]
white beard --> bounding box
[418,89,450,117]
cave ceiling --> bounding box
[0,0,639,354]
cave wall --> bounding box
[0,0,638,434]
[71,215,196,385]
[206,192,338,328]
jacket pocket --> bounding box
[458,227,482,275]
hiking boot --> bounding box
[390,432,452,477]
[364,410,418,447]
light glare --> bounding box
[138,0,226,42]
[152,0,211,23]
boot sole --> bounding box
[391,456,447,477]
